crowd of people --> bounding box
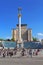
[0,47,41,58]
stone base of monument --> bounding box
[17,39,24,48]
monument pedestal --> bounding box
[17,39,24,48]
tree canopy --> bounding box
[32,37,39,42]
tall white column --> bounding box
[18,15,21,41]
[17,8,24,48]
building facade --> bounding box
[12,24,32,42]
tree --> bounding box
[0,38,4,41]
[11,38,15,41]
[41,39,43,44]
[6,39,11,41]
[32,37,38,42]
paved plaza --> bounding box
[0,49,43,65]
[0,57,43,65]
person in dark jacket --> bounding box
[29,49,32,58]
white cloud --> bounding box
[37,33,43,36]
[6,36,11,39]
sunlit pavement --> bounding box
[0,50,43,65]
[0,56,43,65]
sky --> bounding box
[0,0,43,39]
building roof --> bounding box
[17,24,27,26]
[28,28,32,30]
[12,28,16,30]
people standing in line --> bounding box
[7,48,10,56]
[21,48,25,56]
[0,49,2,56]
[29,49,32,58]
[13,47,17,55]
[2,47,6,57]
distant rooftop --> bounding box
[17,24,27,26]
[28,28,32,30]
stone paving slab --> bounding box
[0,57,43,65]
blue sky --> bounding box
[0,0,43,39]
